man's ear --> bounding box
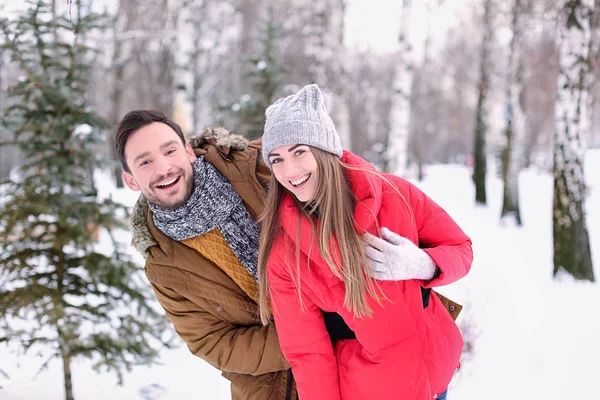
[123,171,140,191]
[185,141,197,162]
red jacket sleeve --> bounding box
[394,176,473,288]
[268,255,341,400]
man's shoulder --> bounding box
[190,126,264,161]
[190,127,269,193]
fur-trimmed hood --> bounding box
[130,126,249,259]
[188,126,248,152]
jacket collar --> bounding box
[278,150,383,257]
[339,151,383,235]
[130,196,154,258]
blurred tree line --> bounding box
[4,0,595,181]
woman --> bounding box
[257,84,473,400]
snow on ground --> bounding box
[1,150,599,400]
[422,151,600,400]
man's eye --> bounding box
[139,160,150,166]
[166,149,176,155]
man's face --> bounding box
[122,122,197,209]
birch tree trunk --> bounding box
[188,0,210,134]
[552,0,595,281]
[591,0,600,147]
[500,0,525,224]
[473,0,493,205]
[408,0,438,181]
[387,0,413,175]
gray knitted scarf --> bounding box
[149,158,260,281]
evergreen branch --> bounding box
[0,285,56,313]
[22,337,54,353]
[34,353,58,379]
[0,329,55,350]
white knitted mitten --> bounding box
[363,227,437,281]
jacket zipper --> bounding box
[285,369,292,400]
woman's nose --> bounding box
[283,159,299,177]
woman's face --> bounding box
[268,144,319,202]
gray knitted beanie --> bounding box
[262,83,342,167]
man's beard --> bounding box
[144,168,195,210]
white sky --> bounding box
[344,0,403,53]
[344,0,468,61]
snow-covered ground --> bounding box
[1,150,599,400]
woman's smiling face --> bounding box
[268,144,319,202]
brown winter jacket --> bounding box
[130,127,297,400]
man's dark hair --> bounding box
[115,109,186,173]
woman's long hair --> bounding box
[258,148,384,325]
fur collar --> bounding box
[130,126,248,259]
[189,126,248,151]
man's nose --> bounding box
[154,156,172,175]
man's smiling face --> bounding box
[122,122,197,209]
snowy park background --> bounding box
[1,150,599,400]
[1,0,600,399]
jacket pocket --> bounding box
[223,370,292,400]
[421,287,463,321]
[434,291,462,321]
[223,371,271,400]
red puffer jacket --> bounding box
[267,151,473,400]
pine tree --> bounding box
[552,0,595,281]
[0,2,172,399]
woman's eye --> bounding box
[295,149,305,156]
[270,158,281,164]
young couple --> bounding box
[117,84,472,400]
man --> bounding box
[116,109,296,399]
